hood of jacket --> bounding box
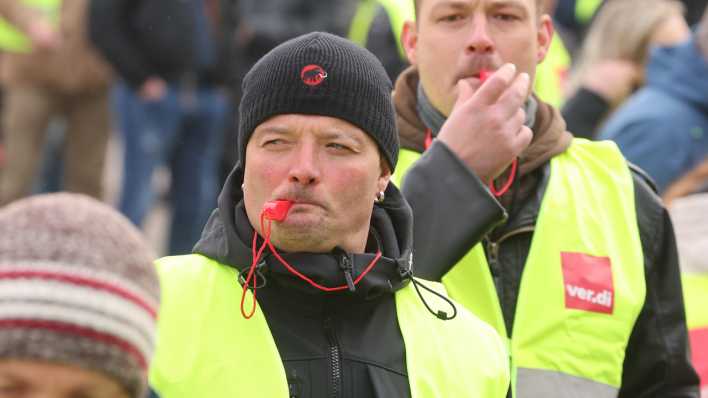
[646,36,708,114]
[194,164,415,300]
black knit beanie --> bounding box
[238,32,399,171]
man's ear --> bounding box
[402,20,418,65]
[536,14,554,64]
[378,161,392,194]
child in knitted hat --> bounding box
[0,193,159,398]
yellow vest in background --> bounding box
[575,0,603,25]
[682,273,708,394]
[0,0,60,53]
[534,34,571,108]
[348,0,414,58]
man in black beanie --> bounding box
[148,32,510,397]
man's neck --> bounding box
[416,84,447,135]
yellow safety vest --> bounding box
[683,273,708,394]
[0,0,60,52]
[395,139,646,398]
[150,254,510,398]
[576,0,603,25]
[348,0,414,58]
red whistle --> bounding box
[479,69,491,83]
[263,200,292,221]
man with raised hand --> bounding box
[393,0,700,396]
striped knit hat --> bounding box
[0,193,159,397]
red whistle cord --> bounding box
[488,158,518,197]
[424,128,518,197]
[240,212,272,319]
[424,128,433,150]
[240,206,383,319]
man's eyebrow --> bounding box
[255,125,292,136]
[489,0,528,13]
[430,0,470,13]
[320,128,365,144]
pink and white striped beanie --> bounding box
[0,193,159,398]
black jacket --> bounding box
[401,136,700,397]
[190,165,419,398]
[561,87,611,140]
[88,0,234,88]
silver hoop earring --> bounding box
[241,183,245,191]
[375,191,385,203]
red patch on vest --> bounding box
[561,252,614,314]
[690,327,708,389]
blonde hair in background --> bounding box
[567,0,685,97]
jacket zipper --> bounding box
[287,369,301,398]
[339,253,356,292]
[484,225,535,336]
[485,225,536,266]
[323,317,341,398]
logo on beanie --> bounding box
[301,64,327,86]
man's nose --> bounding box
[465,14,494,54]
[287,143,321,186]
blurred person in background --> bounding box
[663,159,708,397]
[665,157,708,202]
[561,0,690,139]
[0,193,159,398]
[0,0,112,206]
[599,5,708,193]
[89,0,232,255]
[221,0,357,180]
[533,0,572,108]
[235,0,355,65]
[553,0,706,54]
[683,0,708,26]
[348,0,414,82]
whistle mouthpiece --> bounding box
[479,69,491,83]
[263,200,292,221]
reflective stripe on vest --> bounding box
[348,0,414,58]
[149,254,510,397]
[682,273,708,392]
[394,139,646,397]
[0,0,60,52]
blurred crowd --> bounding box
[0,2,700,229]
[0,0,706,255]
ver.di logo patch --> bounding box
[301,64,327,86]
[561,252,614,314]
